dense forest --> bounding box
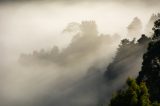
[107,19,160,106]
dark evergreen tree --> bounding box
[137,19,160,101]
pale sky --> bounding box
[0,1,160,106]
[0,0,160,61]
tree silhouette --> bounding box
[104,35,150,81]
[108,19,160,106]
[127,17,142,38]
[137,19,160,101]
[145,13,160,35]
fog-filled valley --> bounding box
[1,0,160,106]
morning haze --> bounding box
[0,0,160,106]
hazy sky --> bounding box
[0,1,160,106]
[1,0,160,59]
[0,0,160,106]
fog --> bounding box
[0,0,160,106]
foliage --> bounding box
[109,78,151,106]
[108,19,160,106]
[137,19,160,101]
[104,35,150,81]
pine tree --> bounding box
[137,19,160,101]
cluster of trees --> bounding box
[127,13,160,39]
[19,21,120,67]
[105,34,151,81]
[137,19,160,102]
[110,78,156,106]
[108,19,160,106]
[145,13,160,35]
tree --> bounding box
[104,35,150,81]
[109,78,151,106]
[145,13,160,35]
[108,19,160,106]
[137,19,160,101]
[152,19,160,39]
[127,17,142,38]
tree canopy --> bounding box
[137,19,160,101]
[108,19,160,106]
[109,78,152,106]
